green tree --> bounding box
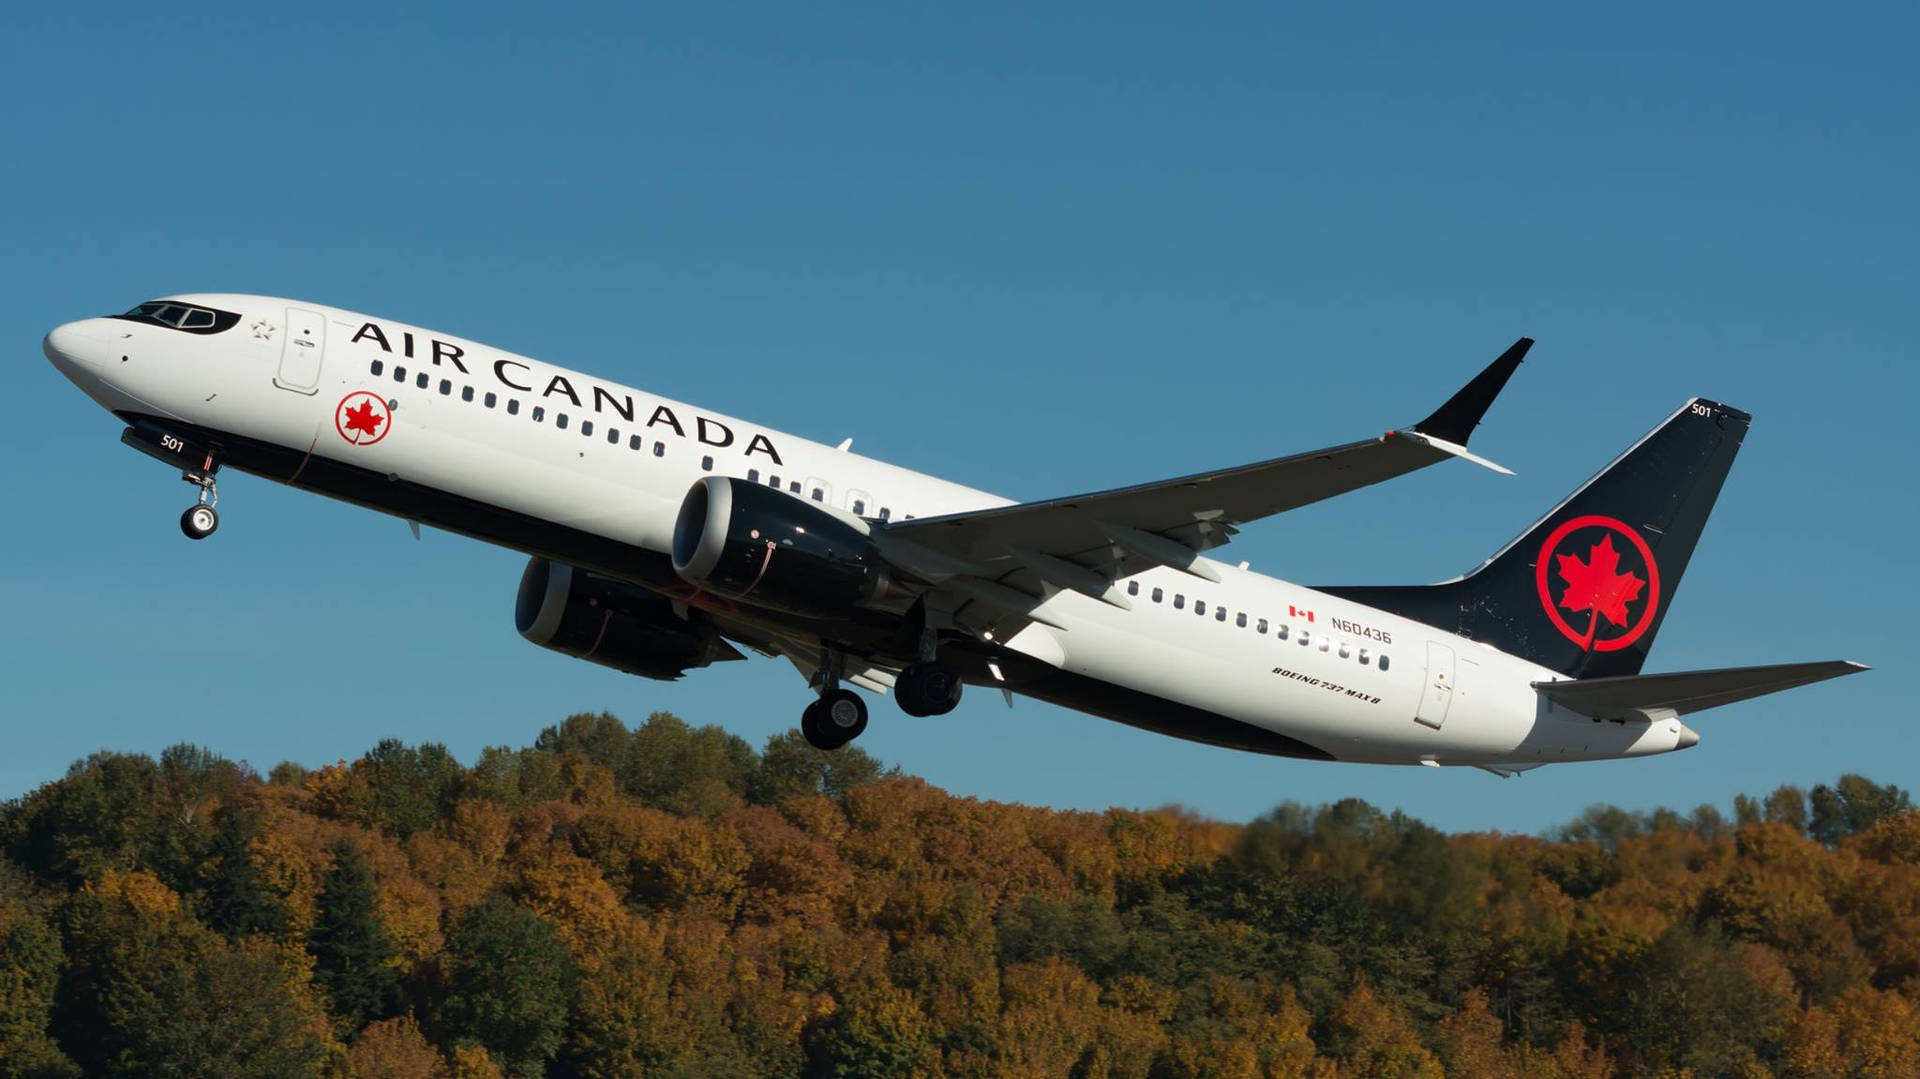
[56,873,328,1078]
[0,905,79,1079]
[309,840,399,1028]
[618,713,758,814]
[1809,775,1912,846]
[534,712,632,773]
[749,730,886,804]
[359,740,463,838]
[200,808,286,940]
[439,895,575,1078]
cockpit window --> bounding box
[112,301,242,335]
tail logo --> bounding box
[1535,515,1661,652]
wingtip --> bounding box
[1409,336,1533,446]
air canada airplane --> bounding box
[45,295,1864,773]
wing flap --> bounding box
[1535,660,1867,722]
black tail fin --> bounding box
[1322,399,1750,678]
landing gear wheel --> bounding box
[802,690,868,750]
[801,701,830,749]
[180,504,219,540]
[897,662,964,717]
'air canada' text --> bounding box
[349,321,783,464]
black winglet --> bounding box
[1411,337,1532,445]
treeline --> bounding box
[1,713,1915,1078]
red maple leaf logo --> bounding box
[343,400,384,438]
[1555,534,1645,641]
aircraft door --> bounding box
[1415,641,1455,730]
[274,308,327,394]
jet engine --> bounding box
[515,558,743,680]
[672,476,890,618]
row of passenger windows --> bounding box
[1123,580,1391,669]
[370,360,913,518]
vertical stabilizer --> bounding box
[1323,399,1749,678]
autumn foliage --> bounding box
[1,712,1915,1078]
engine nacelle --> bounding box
[672,476,889,618]
[515,558,741,680]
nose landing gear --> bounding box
[178,455,221,540]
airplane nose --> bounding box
[1675,723,1700,749]
[43,319,109,376]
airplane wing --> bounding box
[872,339,1530,624]
[1534,660,1868,723]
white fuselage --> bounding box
[44,294,1697,768]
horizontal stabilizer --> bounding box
[1535,660,1867,722]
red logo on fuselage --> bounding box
[1535,515,1660,652]
[335,391,391,447]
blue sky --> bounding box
[4,3,1914,832]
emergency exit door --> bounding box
[274,308,326,394]
[1415,641,1456,730]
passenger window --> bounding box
[1217,608,1228,622]
[1298,631,1309,646]
[581,420,593,436]
[394,366,406,382]
[507,399,520,415]
[628,435,640,450]
[811,488,823,502]
[851,498,864,514]
[416,373,429,389]
[438,379,451,395]
[769,475,781,488]
[702,455,714,471]
[879,508,891,521]
[1195,600,1206,615]
[1338,642,1350,658]
[1126,580,1139,597]
[607,429,618,444]
[1276,624,1288,640]
[1257,618,1268,634]
[1151,587,1163,603]
[1358,648,1370,665]
[371,360,384,376]
[1379,655,1391,671]
[1318,639,1330,653]
[1235,612,1246,627]
[789,481,801,493]
[556,414,569,430]
[461,385,474,402]
[532,406,545,422]
[484,392,496,408]
[749,469,760,483]
[653,443,664,457]
[1174,594,1185,610]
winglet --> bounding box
[1411,337,1532,445]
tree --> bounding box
[749,730,886,804]
[358,740,463,839]
[439,895,575,1078]
[345,1016,447,1079]
[0,906,79,1078]
[200,808,286,940]
[55,871,330,1078]
[1809,775,1912,846]
[310,840,400,1029]
[620,713,757,813]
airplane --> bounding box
[43,295,1865,773]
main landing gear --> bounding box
[895,661,964,717]
[802,687,868,751]
[178,455,221,540]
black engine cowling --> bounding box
[672,476,889,618]
[515,558,742,680]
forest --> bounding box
[1,710,1915,1079]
